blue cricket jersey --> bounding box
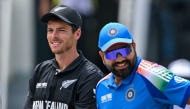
[96,57,190,109]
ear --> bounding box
[75,29,81,40]
[132,42,136,50]
[99,51,106,65]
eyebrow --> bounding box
[47,27,66,29]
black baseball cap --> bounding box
[41,4,82,28]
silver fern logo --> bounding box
[53,7,66,12]
[60,79,77,90]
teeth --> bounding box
[117,63,125,66]
[52,42,60,45]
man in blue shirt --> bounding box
[96,22,190,109]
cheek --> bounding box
[103,58,114,66]
[47,34,51,40]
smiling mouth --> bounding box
[116,61,128,66]
[116,62,126,67]
[52,42,61,44]
[51,42,62,47]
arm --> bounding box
[23,65,39,109]
[75,70,103,109]
[23,79,33,109]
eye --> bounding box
[60,29,65,31]
[47,29,53,33]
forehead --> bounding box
[106,43,129,51]
[47,20,70,28]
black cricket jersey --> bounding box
[23,51,104,109]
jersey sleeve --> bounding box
[137,59,190,108]
[23,65,39,109]
[23,81,33,109]
[75,66,103,109]
[164,75,190,108]
[96,73,111,109]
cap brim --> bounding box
[40,13,73,25]
[101,38,132,52]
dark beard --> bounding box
[106,53,137,79]
[113,60,132,78]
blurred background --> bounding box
[0,0,190,109]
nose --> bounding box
[52,30,58,38]
[115,53,125,62]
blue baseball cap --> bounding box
[98,22,133,52]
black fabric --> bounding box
[23,51,104,109]
[41,4,82,28]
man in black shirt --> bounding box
[23,4,103,109]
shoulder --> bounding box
[37,59,53,67]
[36,59,54,68]
[77,51,103,75]
[34,59,54,73]
[136,59,173,82]
[97,73,111,87]
[74,59,104,85]
[136,59,175,92]
[81,59,104,76]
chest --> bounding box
[98,82,152,108]
[33,69,79,103]
[96,74,172,109]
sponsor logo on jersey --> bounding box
[33,100,68,109]
[36,83,47,88]
[101,93,112,103]
[126,88,135,101]
[174,76,188,83]
[60,79,77,90]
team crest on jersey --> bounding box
[108,28,118,36]
[126,88,135,101]
[60,79,77,90]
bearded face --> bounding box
[101,43,137,79]
[105,51,137,78]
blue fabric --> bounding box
[98,23,133,52]
[96,57,190,109]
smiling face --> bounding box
[99,43,137,78]
[47,20,80,54]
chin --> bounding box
[51,49,59,54]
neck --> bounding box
[114,76,124,85]
[55,49,79,70]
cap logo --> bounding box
[53,7,66,12]
[108,28,118,36]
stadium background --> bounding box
[0,0,190,108]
